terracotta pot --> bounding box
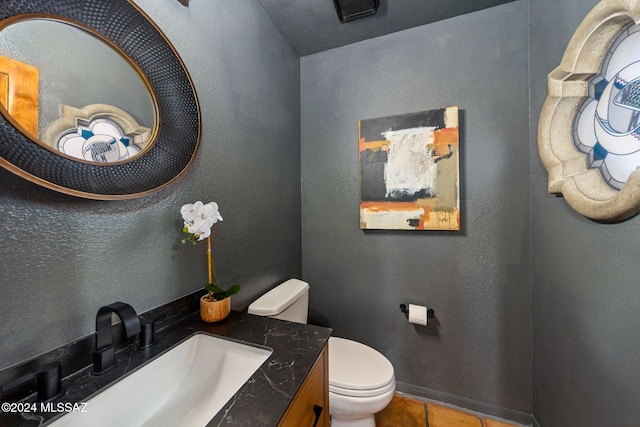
[200,295,231,322]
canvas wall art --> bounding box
[359,106,460,230]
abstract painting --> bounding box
[359,106,460,230]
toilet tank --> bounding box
[247,279,309,324]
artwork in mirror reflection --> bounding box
[359,106,460,230]
[573,23,640,190]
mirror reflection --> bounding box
[0,18,156,163]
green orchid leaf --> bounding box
[205,283,241,300]
[212,291,227,300]
[205,283,224,294]
[226,284,241,296]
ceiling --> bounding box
[256,0,518,56]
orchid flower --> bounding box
[179,200,239,301]
[180,201,223,241]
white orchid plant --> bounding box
[180,201,240,301]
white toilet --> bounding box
[248,279,396,427]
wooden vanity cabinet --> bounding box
[278,344,329,427]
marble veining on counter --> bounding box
[0,308,331,427]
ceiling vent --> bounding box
[332,0,380,22]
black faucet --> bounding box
[92,302,141,375]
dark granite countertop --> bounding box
[0,310,332,427]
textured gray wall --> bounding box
[0,0,301,370]
[301,1,531,413]
[530,0,640,426]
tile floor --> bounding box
[374,394,529,427]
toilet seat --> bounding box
[329,377,396,397]
[328,337,395,398]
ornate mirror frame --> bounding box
[0,0,200,200]
[538,0,640,221]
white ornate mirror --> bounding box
[538,0,640,221]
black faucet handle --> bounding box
[1,361,65,402]
[36,362,65,402]
[137,316,156,349]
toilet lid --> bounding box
[247,279,309,317]
[328,337,395,392]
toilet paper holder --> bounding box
[400,304,435,319]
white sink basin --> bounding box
[48,333,272,427]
